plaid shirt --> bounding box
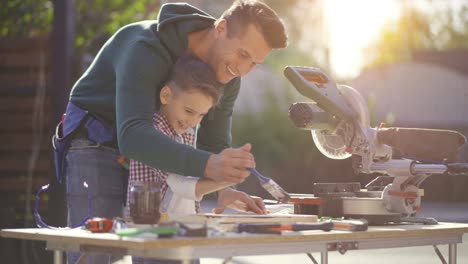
[127,112,197,213]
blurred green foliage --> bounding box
[264,48,315,74]
[74,0,160,55]
[0,0,159,55]
[232,89,314,196]
[0,0,53,37]
[233,87,305,174]
[365,3,468,69]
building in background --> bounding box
[351,51,468,201]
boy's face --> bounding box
[160,86,214,134]
[208,21,272,84]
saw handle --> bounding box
[284,66,357,120]
[447,163,468,175]
[377,127,466,163]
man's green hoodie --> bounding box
[70,3,241,178]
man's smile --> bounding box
[227,65,237,77]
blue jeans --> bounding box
[66,138,128,264]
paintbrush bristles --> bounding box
[261,179,290,203]
[249,168,290,203]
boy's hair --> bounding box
[219,0,288,49]
[168,53,222,104]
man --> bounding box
[54,1,287,262]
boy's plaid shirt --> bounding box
[127,112,196,211]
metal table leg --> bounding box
[306,253,319,264]
[75,253,88,264]
[321,250,328,264]
[53,250,63,264]
[448,243,457,264]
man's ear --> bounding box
[215,19,227,38]
[160,85,172,105]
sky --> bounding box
[323,0,401,79]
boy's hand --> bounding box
[212,188,267,214]
[204,144,255,183]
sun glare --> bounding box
[323,0,401,79]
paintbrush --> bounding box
[249,168,290,203]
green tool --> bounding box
[116,226,179,237]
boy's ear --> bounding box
[160,85,172,105]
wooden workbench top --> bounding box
[2,222,468,250]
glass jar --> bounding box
[129,181,161,224]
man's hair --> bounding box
[219,0,288,49]
[168,53,222,104]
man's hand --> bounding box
[212,188,267,214]
[204,143,255,183]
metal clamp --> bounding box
[327,241,359,254]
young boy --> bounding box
[127,53,233,221]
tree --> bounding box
[1,1,160,53]
[0,0,53,37]
[364,2,468,69]
[74,0,160,56]
[434,5,468,49]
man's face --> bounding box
[160,87,214,134]
[209,21,272,84]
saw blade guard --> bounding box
[311,84,370,160]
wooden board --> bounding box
[165,213,318,224]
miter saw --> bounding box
[285,66,468,224]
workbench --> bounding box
[2,222,468,264]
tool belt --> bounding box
[52,102,117,183]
